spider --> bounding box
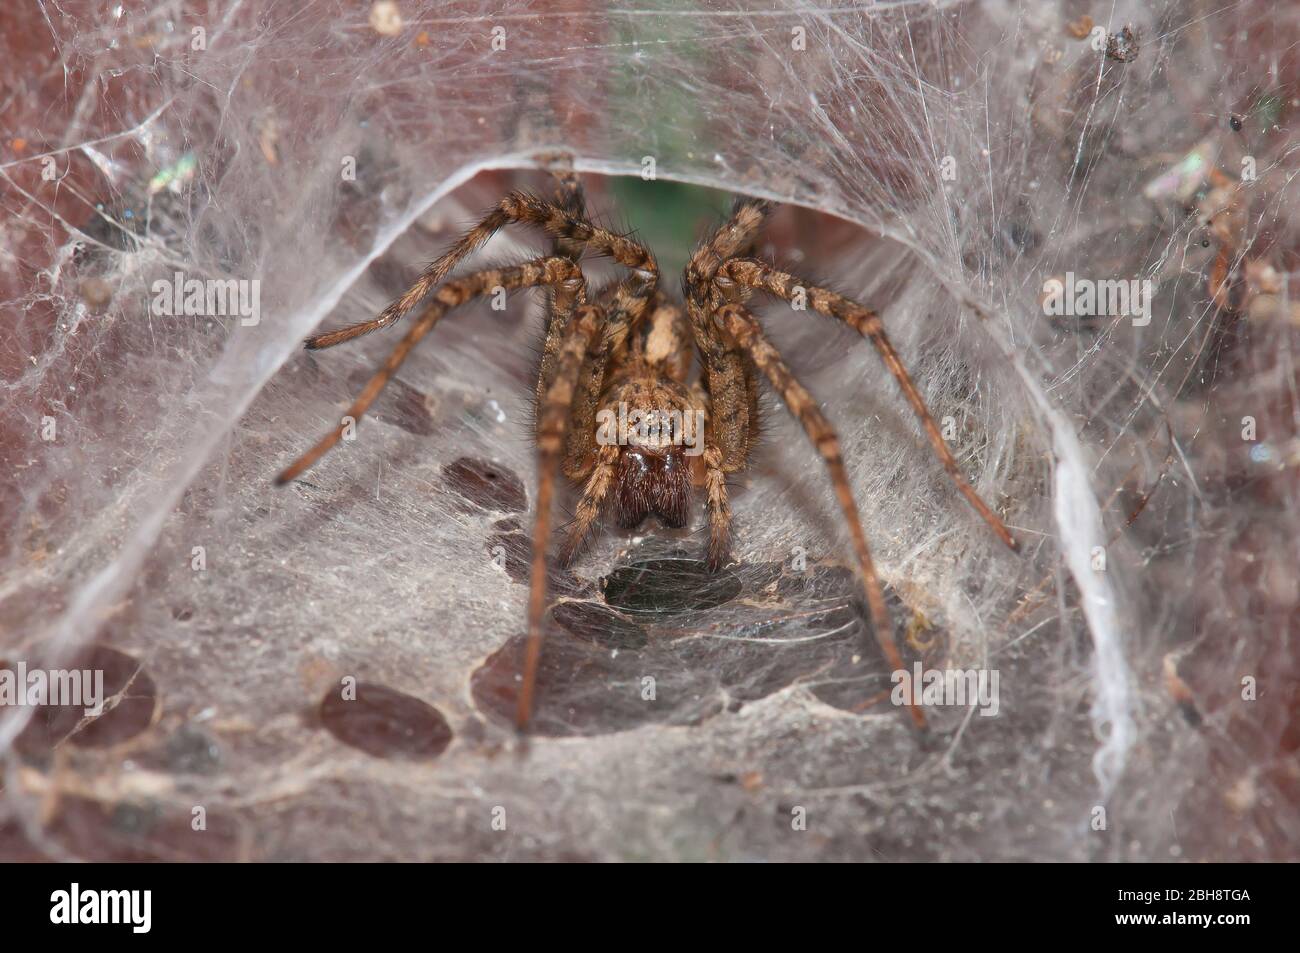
[276,167,1019,733]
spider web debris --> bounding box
[1,0,1297,861]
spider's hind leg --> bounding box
[316,189,655,351]
[277,256,583,484]
[536,160,591,401]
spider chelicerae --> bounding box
[277,166,1019,732]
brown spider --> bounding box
[276,168,1019,732]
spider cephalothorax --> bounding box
[595,309,702,532]
[277,164,1018,732]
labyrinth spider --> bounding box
[277,168,1019,732]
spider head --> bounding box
[597,377,704,532]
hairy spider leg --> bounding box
[717,257,1019,552]
[276,257,584,483]
[310,191,657,350]
[681,196,776,566]
[715,302,927,731]
[518,302,608,730]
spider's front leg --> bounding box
[554,283,668,566]
[717,257,1019,553]
[712,302,927,731]
[682,307,753,572]
[675,380,734,572]
[680,197,776,569]
[700,441,733,572]
[556,443,618,568]
[519,302,608,731]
